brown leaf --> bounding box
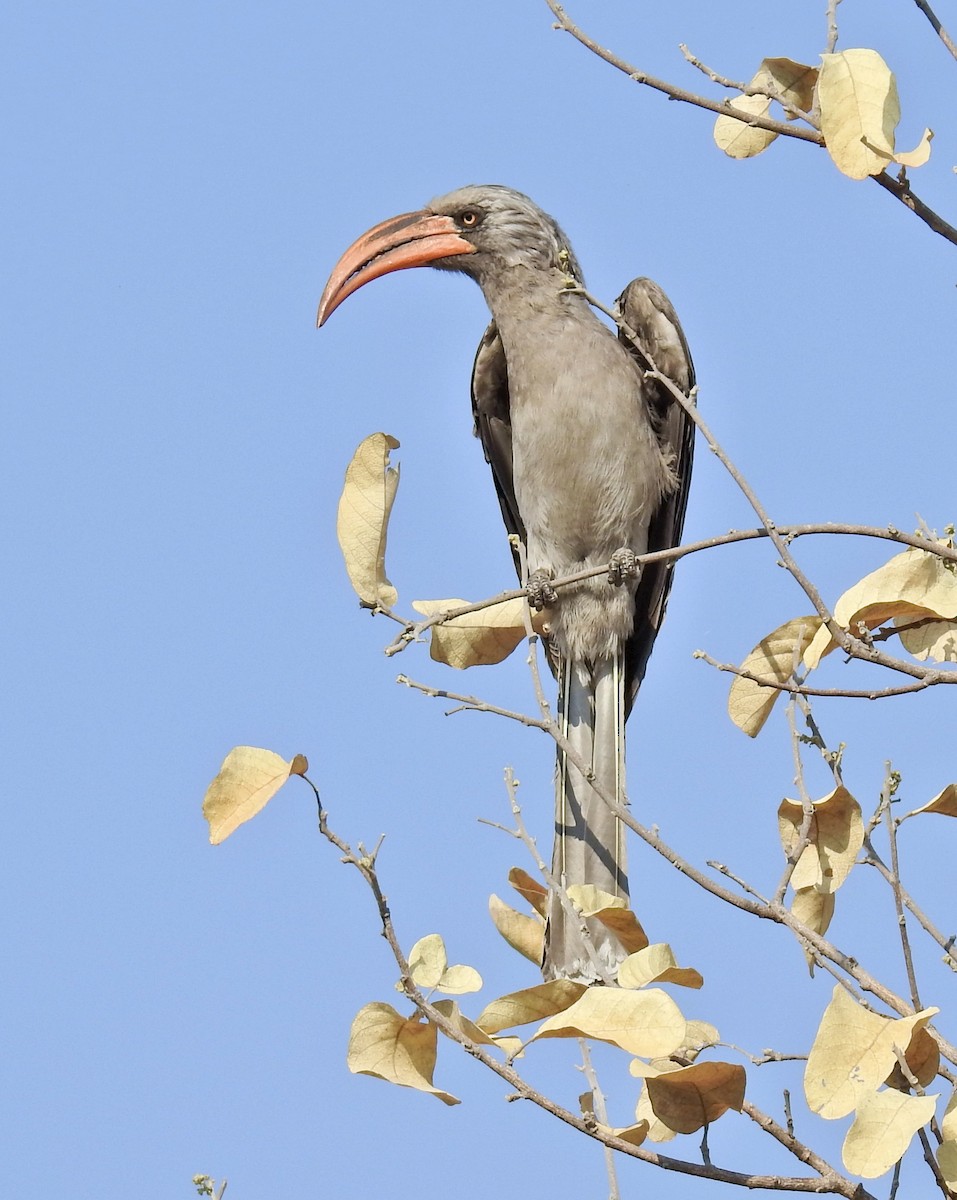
[618,943,703,991]
[508,867,549,917]
[885,1025,940,1092]
[905,783,957,819]
[639,1061,746,1134]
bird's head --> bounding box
[317,184,583,326]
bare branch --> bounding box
[911,0,957,63]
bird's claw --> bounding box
[526,568,558,610]
[608,548,641,586]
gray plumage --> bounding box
[318,184,695,983]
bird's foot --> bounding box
[526,568,558,610]
[608,547,641,586]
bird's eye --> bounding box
[459,209,481,229]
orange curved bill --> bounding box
[317,211,475,326]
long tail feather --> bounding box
[543,654,629,982]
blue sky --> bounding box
[5,2,957,1197]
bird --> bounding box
[317,185,694,983]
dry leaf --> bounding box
[713,93,778,159]
[475,980,586,1035]
[618,943,704,991]
[818,50,900,179]
[489,895,544,964]
[636,1061,746,1135]
[407,934,482,995]
[842,1088,937,1178]
[203,746,304,844]
[805,985,939,1118]
[346,1001,459,1105]
[804,546,957,668]
[885,1025,940,1091]
[728,616,823,736]
[508,867,549,917]
[564,886,649,954]
[939,1141,957,1188]
[778,785,863,894]
[792,886,835,971]
[943,1087,957,1141]
[754,57,818,114]
[905,783,957,820]
[634,1060,681,1142]
[530,986,686,1058]
[431,999,522,1059]
[411,596,547,669]
[337,432,400,608]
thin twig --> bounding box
[544,0,957,248]
[911,0,957,63]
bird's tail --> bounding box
[543,654,630,983]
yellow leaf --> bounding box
[943,1087,957,1141]
[408,934,447,989]
[778,785,863,894]
[336,432,400,608]
[411,596,547,669]
[489,894,544,964]
[475,980,586,1034]
[804,545,957,668]
[842,1089,937,1178]
[792,886,835,971]
[436,964,483,995]
[565,887,649,955]
[508,867,549,917]
[407,933,482,995]
[939,1140,957,1188]
[598,1121,650,1147]
[893,127,933,168]
[431,999,522,1059]
[678,1020,720,1060]
[618,944,704,991]
[639,1061,746,1135]
[906,783,957,819]
[713,93,778,159]
[885,1025,940,1091]
[818,49,900,179]
[728,616,823,736]
[346,1001,459,1105]
[202,746,303,844]
[754,57,818,114]
[805,985,939,1118]
[898,615,957,663]
[531,986,686,1058]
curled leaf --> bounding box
[618,944,703,991]
[778,785,863,894]
[412,596,547,669]
[407,934,482,995]
[203,746,305,844]
[508,867,549,917]
[337,432,400,608]
[754,57,818,114]
[431,999,522,1059]
[728,616,823,736]
[804,545,957,668]
[489,895,544,964]
[905,783,957,820]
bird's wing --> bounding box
[616,277,696,715]
[470,320,525,577]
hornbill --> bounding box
[318,185,694,983]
